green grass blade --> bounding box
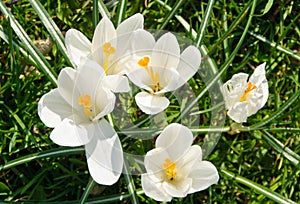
[0,1,57,85]
[93,0,99,29]
[115,0,127,26]
[80,179,95,204]
[0,25,35,65]
[1,102,40,150]
[159,0,185,30]
[261,130,300,166]
[98,0,110,19]
[244,27,300,61]
[123,160,139,204]
[0,147,84,171]
[250,89,300,130]
[221,169,297,204]
[27,0,75,67]
[208,0,252,56]
[155,0,197,37]
[195,0,215,47]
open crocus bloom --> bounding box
[65,13,144,92]
[141,123,219,202]
[38,60,123,185]
[222,63,268,123]
[125,30,201,114]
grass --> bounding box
[0,0,299,203]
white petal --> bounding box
[65,29,92,67]
[248,62,269,114]
[92,17,117,53]
[116,13,144,36]
[126,66,180,94]
[246,81,268,117]
[50,117,95,146]
[141,174,172,202]
[154,67,180,94]
[85,119,123,185]
[102,75,130,93]
[135,92,170,115]
[93,87,116,121]
[75,60,106,95]
[259,78,269,108]
[156,123,193,161]
[126,67,158,92]
[144,147,170,181]
[74,60,105,104]
[188,160,219,193]
[177,145,202,176]
[249,62,266,86]
[162,178,192,198]
[175,46,201,88]
[151,32,180,69]
[130,29,155,52]
[38,89,73,128]
[227,102,248,123]
[57,67,77,105]
[222,73,248,110]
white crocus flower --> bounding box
[222,63,268,123]
[65,13,144,92]
[141,123,219,202]
[126,30,201,114]
[38,60,123,185]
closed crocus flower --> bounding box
[38,60,123,185]
[125,30,201,115]
[141,123,219,202]
[222,63,268,123]
[65,13,144,92]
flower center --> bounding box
[78,94,95,117]
[240,82,257,102]
[102,42,116,75]
[138,56,163,93]
[163,158,177,181]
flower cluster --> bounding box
[38,13,269,202]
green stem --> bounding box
[80,179,95,204]
[159,0,185,30]
[242,26,300,61]
[195,0,215,47]
[97,0,110,19]
[93,0,99,30]
[115,0,127,26]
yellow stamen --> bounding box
[163,158,177,181]
[102,42,116,75]
[78,94,94,117]
[138,56,150,67]
[137,56,163,92]
[240,82,257,102]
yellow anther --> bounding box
[240,82,257,102]
[78,94,94,117]
[163,158,177,181]
[78,94,92,108]
[102,42,116,75]
[102,42,116,55]
[138,56,150,67]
